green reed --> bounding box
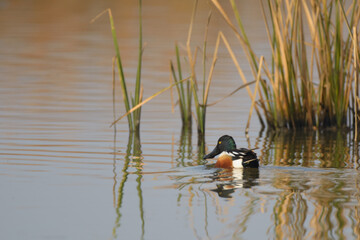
[92,1,143,133]
[170,0,217,141]
[212,0,360,130]
[170,43,192,128]
[95,4,192,132]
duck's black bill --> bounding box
[203,147,220,159]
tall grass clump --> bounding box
[212,0,360,130]
[170,43,192,129]
[171,0,263,139]
[95,3,190,133]
[170,0,217,141]
[92,1,144,133]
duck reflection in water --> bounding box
[210,168,259,198]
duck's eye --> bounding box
[218,141,222,144]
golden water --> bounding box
[1,0,359,239]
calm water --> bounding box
[1,0,360,239]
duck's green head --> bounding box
[203,135,237,159]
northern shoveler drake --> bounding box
[203,135,259,168]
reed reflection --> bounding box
[267,169,360,239]
[269,173,308,239]
[174,126,207,167]
[175,126,193,167]
[112,131,144,239]
[259,129,358,168]
[260,129,360,239]
[308,177,346,239]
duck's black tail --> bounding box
[243,158,260,168]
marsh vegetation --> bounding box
[2,0,360,239]
[104,0,360,138]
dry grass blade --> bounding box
[203,81,256,107]
[218,32,254,98]
[211,0,258,75]
[212,31,265,126]
[203,34,218,106]
[187,0,198,47]
[211,0,238,34]
[111,78,189,127]
[246,56,264,133]
[354,27,358,140]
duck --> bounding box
[203,135,259,168]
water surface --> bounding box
[1,0,360,239]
